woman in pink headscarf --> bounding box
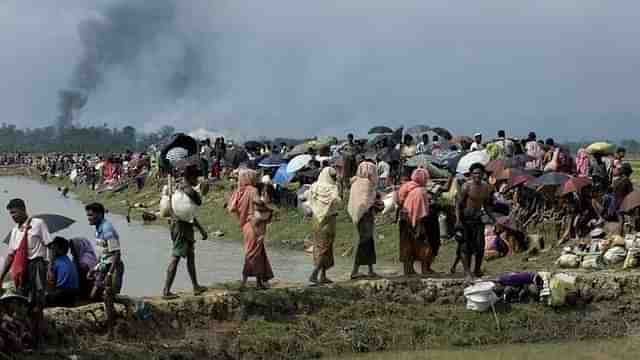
[228,169,274,289]
[348,161,384,279]
[397,168,439,275]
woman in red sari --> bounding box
[396,168,439,275]
[228,169,274,289]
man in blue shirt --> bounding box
[86,202,124,338]
[46,237,79,307]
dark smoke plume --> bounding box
[56,0,204,130]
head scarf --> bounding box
[397,168,431,226]
[347,162,379,224]
[308,167,341,224]
[70,237,98,270]
[575,148,589,177]
[227,169,259,228]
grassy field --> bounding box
[631,160,640,186]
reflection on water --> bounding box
[0,177,349,296]
[340,338,640,360]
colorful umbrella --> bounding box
[558,176,593,196]
[507,174,535,190]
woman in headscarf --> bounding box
[69,237,98,298]
[306,167,342,284]
[228,169,274,289]
[348,161,384,279]
[228,169,260,229]
[397,168,440,276]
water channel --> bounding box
[0,176,350,296]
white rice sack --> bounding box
[603,246,627,265]
[159,185,172,218]
[171,189,198,222]
[556,254,580,268]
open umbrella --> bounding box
[368,126,394,135]
[432,127,453,140]
[273,163,294,186]
[258,154,284,168]
[159,133,198,170]
[285,142,314,159]
[526,172,570,188]
[558,176,593,196]
[486,159,506,174]
[495,167,526,181]
[244,141,263,151]
[3,214,75,245]
[406,125,431,136]
[456,150,490,174]
[506,174,535,190]
[621,191,640,213]
[287,154,313,174]
[315,136,338,147]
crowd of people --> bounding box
[1,127,638,348]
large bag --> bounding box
[159,185,172,218]
[171,189,199,223]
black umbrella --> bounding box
[368,126,394,135]
[3,214,75,245]
[432,127,453,140]
[244,141,263,151]
[407,125,431,135]
[159,133,198,170]
[258,154,284,168]
[526,172,570,188]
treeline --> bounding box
[0,123,176,153]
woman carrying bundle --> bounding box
[397,168,440,276]
[307,167,342,284]
[348,161,384,279]
[228,169,274,289]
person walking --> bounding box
[162,164,208,299]
[307,167,342,284]
[86,202,124,338]
[348,161,384,279]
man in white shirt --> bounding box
[470,133,483,151]
[0,198,51,347]
[416,134,430,155]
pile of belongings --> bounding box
[556,228,640,270]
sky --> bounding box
[1,0,639,141]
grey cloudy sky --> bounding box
[1,0,639,140]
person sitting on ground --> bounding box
[46,237,80,307]
[69,237,98,299]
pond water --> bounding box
[340,337,640,360]
[0,176,349,296]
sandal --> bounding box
[162,293,179,300]
[193,286,207,296]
